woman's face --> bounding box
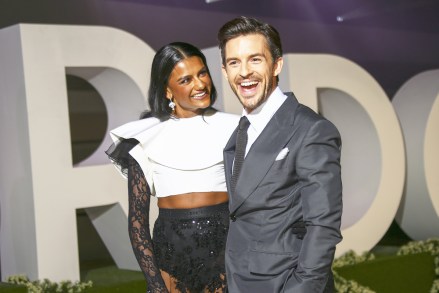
[166,56,212,118]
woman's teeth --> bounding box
[193,92,206,99]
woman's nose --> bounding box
[195,77,206,89]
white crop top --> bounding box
[109,111,239,197]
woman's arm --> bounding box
[127,157,168,293]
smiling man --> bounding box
[218,16,343,293]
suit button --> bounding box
[230,214,237,222]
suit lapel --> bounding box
[230,93,299,214]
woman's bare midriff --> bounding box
[157,192,229,209]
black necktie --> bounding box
[230,116,250,194]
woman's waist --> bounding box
[157,191,228,209]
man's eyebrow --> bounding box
[225,53,264,62]
[248,53,264,58]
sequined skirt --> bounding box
[153,202,229,292]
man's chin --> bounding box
[240,100,258,112]
[239,96,259,109]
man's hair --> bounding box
[217,16,283,66]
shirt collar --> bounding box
[242,87,287,134]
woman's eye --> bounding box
[179,78,189,84]
[199,70,208,77]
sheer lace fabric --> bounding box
[105,138,139,178]
[127,157,168,293]
[107,138,228,292]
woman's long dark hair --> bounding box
[140,42,217,121]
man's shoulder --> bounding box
[296,103,322,121]
[282,93,338,132]
[281,92,322,122]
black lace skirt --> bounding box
[153,202,229,292]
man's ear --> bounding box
[221,65,229,79]
[273,57,283,77]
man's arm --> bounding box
[288,118,343,293]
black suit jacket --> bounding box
[224,92,343,293]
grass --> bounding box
[80,260,147,292]
[334,221,437,292]
[0,282,27,292]
[335,252,435,293]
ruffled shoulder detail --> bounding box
[109,117,162,144]
[105,118,162,177]
[105,138,139,177]
[146,112,239,170]
[106,112,239,175]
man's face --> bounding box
[222,34,283,113]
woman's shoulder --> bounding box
[210,110,240,119]
[206,110,240,127]
[109,117,162,143]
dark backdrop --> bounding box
[2,0,439,98]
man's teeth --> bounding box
[241,81,258,87]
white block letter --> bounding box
[0,24,156,281]
[393,70,439,240]
[282,54,405,256]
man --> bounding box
[218,16,343,292]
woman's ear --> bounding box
[166,87,172,100]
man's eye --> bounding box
[251,58,262,63]
[228,60,238,66]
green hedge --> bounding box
[0,282,27,293]
[333,238,439,293]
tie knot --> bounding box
[239,116,250,131]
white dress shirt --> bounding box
[243,87,287,156]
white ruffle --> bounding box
[109,117,162,146]
[146,112,238,170]
[109,111,239,171]
[108,112,239,196]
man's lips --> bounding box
[238,80,259,97]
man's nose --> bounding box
[239,63,252,77]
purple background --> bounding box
[1,0,439,97]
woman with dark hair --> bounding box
[106,42,238,293]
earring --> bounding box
[168,98,176,111]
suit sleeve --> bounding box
[288,119,343,293]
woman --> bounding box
[106,42,238,293]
